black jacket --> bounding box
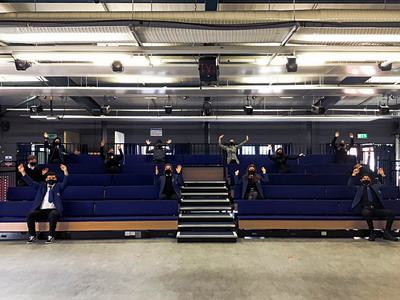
[235,173,269,199]
[147,144,172,162]
[17,164,46,186]
[331,136,354,163]
[45,139,67,163]
[100,146,124,170]
[268,152,301,173]
[348,176,385,210]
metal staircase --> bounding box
[176,180,237,242]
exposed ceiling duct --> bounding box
[1,10,400,25]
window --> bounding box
[259,145,282,155]
[362,147,375,171]
[240,146,256,155]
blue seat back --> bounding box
[62,186,105,200]
[94,200,178,216]
[105,186,158,200]
[7,187,36,201]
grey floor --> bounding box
[0,238,399,300]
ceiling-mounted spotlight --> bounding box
[251,96,257,100]
[183,96,190,100]
[202,97,212,116]
[164,105,173,115]
[311,97,326,115]
[112,60,124,73]
[378,61,392,72]
[379,104,390,115]
[15,59,32,71]
[100,105,111,115]
[244,105,254,115]
[286,57,297,73]
[29,104,43,114]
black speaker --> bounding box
[1,120,10,132]
[199,56,219,83]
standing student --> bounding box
[146,139,173,163]
[235,164,269,200]
[268,148,305,173]
[44,132,67,164]
[218,134,249,164]
[100,140,124,173]
[155,164,184,200]
[348,168,398,242]
[17,155,48,186]
[331,131,354,163]
[18,163,69,244]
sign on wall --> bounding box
[357,133,368,139]
[150,128,163,137]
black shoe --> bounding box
[368,232,377,241]
[383,231,399,242]
[45,236,55,244]
[27,236,37,244]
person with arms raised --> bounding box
[18,163,69,244]
[218,134,249,164]
[331,131,354,163]
[235,164,269,200]
[155,164,184,200]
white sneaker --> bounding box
[45,236,54,244]
[27,236,37,244]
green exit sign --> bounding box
[357,133,368,139]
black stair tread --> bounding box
[181,198,230,203]
[177,231,238,238]
[179,213,234,219]
[180,206,232,210]
[178,222,235,227]
[181,192,229,195]
[182,186,227,189]
[185,181,226,184]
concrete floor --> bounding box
[0,238,399,300]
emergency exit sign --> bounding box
[357,133,368,139]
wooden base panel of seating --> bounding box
[0,221,178,232]
[239,220,400,230]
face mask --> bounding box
[29,162,37,167]
[229,142,235,146]
[362,179,371,186]
[47,179,57,185]
[248,169,255,174]
[165,169,172,175]
[277,152,283,157]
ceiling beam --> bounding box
[2,0,399,3]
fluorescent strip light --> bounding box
[107,75,176,84]
[13,52,149,67]
[367,76,400,84]
[0,75,46,82]
[0,26,137,44]
[299,34,400,43]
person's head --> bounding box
[229,139,235,146]
[275,148,284,157]
[107,148,114,155]
[155,139,163,148]
[247,164,256,174]
[339,140,346,148]
[45,172,58,185]
[361,174,372,186]
[164,164,173,175]
[53,137,62,146]
[27,155,37,167]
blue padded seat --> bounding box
[381,186,400,199]
[94,200,178,216]
[62,186,105,200]
[67,164,106,174]
[262,186,326,199]
[63,201,94,217]
[325,186,356,199]
[237,215,367,220]
[305,164,353,174]
[7,187,36,201]
[183,155,222,165]
[67,174,112,186]
[121,164,155,174]
[0,201,32,217]
[111,174,154,186]
[236,199,342,215]
[105,186,158,200]
[64,154,104,164]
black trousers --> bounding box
[27,209,60,237]
[160,193,178,200]
[361,207,396,232]
[245,190,259,200]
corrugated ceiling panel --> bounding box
[135,27,292,44]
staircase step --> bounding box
[180,206,232,211]
[179,212,234,220]
[177,231,238,243]
[181,192,229,196]
[181,198,230,204]
[182,186,227,190]
[178,222,235,229]
[185,181,226,186]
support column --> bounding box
[101,121,108,144]
[305,122,313,155]
[204,122,210,155]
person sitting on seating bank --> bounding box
[235,164,269,200]
[18,163,69,244]
[331,131,354,164]
[100,140,124,173]
[17,155,49,186]
[155,164,184,200]
[348,167,398,242]
[268,147,305,173]
[218,134,249,164]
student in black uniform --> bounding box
[234,164,269,199]
[44,132,68,164]
[145,139,173,163]
[17,155,48,186]
[331,131,354,163]
[268,147,305,173]
[155,164,184,200]
[100,140,124,173]
[348,167,398,242]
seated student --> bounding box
[17,155,48,186]
[18,163,69,244]
[268,147,305,173]
[44,132,67,164]
[234,164,269,200]
[331,131,354,163]
[146,139,173,163]
[218,134,249,164]
[155,164,183,200]
[348,167,398,242]
[100,140,124,173]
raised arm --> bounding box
[349,132,354,148]
[331,131,339,149]
[234,170,242,185]
[59,164,69,191]
[218,135,228,151]
[260,167,270,183]
[18,164,40,190]
[154,166,161,186]
[44,132,51,150]
[237,135,249,148]
[100,141,106,160]
[118,147,124,161]
[268,151,277,162]
[175,165,184,186]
